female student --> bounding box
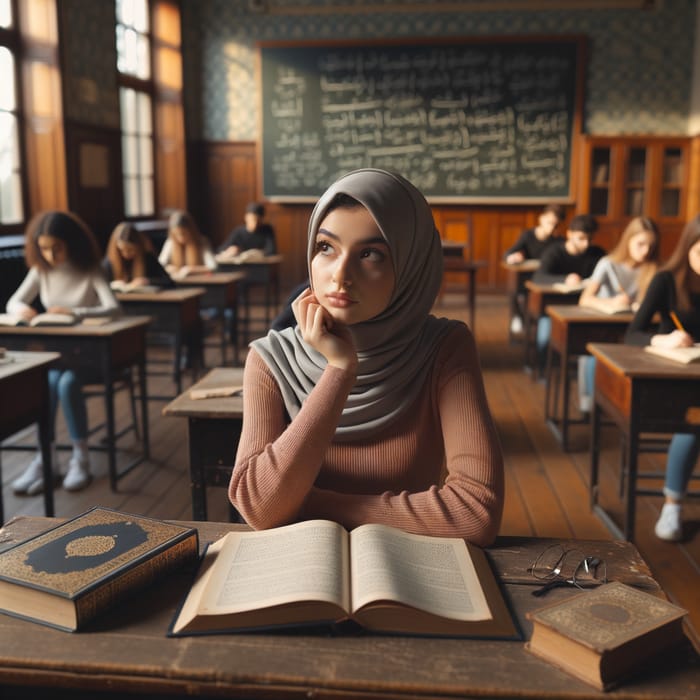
[159,210,217,278]
[624,215,700,542]
[104,222,174,290]
[7,211,121,495]
[228,169,504,546]
[576,216,660,411]
[504,203,565,334]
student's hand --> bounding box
[130,276,149,288]
[506,251,524,264]
[224,246,240,257]
[292,288,357,373]
[651,329,694,349]
[46,306,72,315]
[565,273,582,286]
[17,307,37,321]
[610,292,631,310]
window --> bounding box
[0,2,24,225]
[116,0,154,217]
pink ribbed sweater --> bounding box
[229,323,504,546]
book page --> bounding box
[645,343,700,364]
[349,524,492,621]
[198,520,350,614]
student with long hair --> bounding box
[159,210,217,278]
[625,215,700,541]
[576,216,660,411]
[7,211,121,494]
[104,222,173,290]
[228,169,504,545]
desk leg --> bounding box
[104,372,117,492]
[38,398,55,517]
[188,417,207,521]
[623,423,640,541]
[468,269,476,331]
[174,328,183,395]
[138,358,150,460]
[590,397,601,511]
[560,350,571,451]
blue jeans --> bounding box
[665,433,700,499]
[48,369,88,442]
[536,316,551,371]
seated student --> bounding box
[218,202,277,258]
[159,210,217,278]
[228,169,504,545]
[103,222,174,290]
[624,215,700,542]
[7,211,121,495]
[532,214,605,370]
[504,203,565,334]
[576,216,659,412]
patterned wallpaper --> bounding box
[182,0,695,142]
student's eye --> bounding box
[360,248,386,262]
[314,240,333,255]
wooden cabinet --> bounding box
[579,136,690,255]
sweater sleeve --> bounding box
[533,245,567,285]
[73,272,121,319]
[6,268,40,315]
[504,229,530,257]
[300,326,504,546]
[229,349,357,529]
[625,271,672,346]
[158,238,172,266]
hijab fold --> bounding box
[252,169,459,441]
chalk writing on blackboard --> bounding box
[260,38,582,202]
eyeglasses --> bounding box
[529,544,608,597]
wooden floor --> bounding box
[1,292,698,651]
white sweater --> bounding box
[7,264,121,320]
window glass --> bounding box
[0,47,16,111]
[0,0,12,29]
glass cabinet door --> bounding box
[624,147,646,216]
[660,146,683,217]
[589,146,610,216]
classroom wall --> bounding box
[182,0,695,142]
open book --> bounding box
[552,280,588,293]
[644,344,700,365]
[0,312,76,327]
[215,248,266,264]
[110,280,160,294]
[169,519,517,638]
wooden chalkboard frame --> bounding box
[257,36,586,204]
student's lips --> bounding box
[325,293,357,308]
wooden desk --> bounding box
[162,368,244,521]
[0,317,151,491]
[117,287,205,396]
[1,515,697,700]
[216,254,282,342]
[545,306,634,451]
[523,280,582,378]
[441,257,488,330]
[0,352,59,522]
[175,271,246,365]
[588,342,700,541]
[500,260,539,342]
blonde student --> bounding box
[625,215,700,541]
[159,210,217,278]
[7,211,121,494]
[229,169,504,546]
[576,216,659,412]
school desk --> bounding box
[116,287,205,396]
[1,515,697,700]
[174,271,246,365]
[587,342,700,541]
[0,317,151,492]
[215,253,283,342]
[0,351,59,522]
[500,259,540,342]
[544,306,634,451]
[162,367,244,521]
[523,280,582,378]
[441,257,488,331]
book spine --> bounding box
[74,534,198,628]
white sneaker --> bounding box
[579,394,592,414]
[11,454,45,495]
[510,316,523,334]
[63,456,92,492]
[654,503,682,542]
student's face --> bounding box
[117,241,138,260]
[628,231,655,265]
[689,239,700,276]
[244,212,260,232]
[311,206,395,325]
[538,211,560,237]
[171,226,188,245]
[37,234,67,267]
[566,230,591,256]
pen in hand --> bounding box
[669,311,685,332]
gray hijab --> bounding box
[252,168,459,441]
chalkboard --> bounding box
[259,37,584,203]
